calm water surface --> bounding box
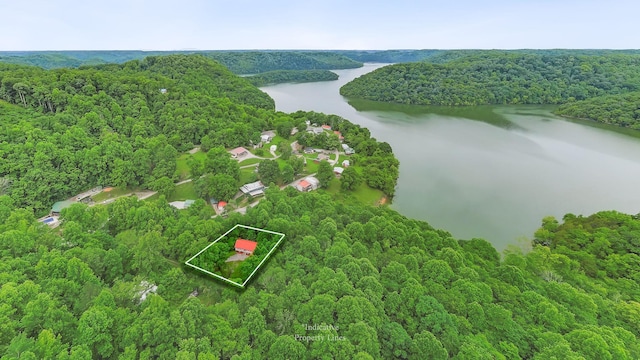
[261,64,640,251]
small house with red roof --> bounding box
[321,124,332,130]
[333,131,344,141]
[218,201,227,211]
[296,176,320,192]
[235,239,258,256]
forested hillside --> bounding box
[555,91,640,129]
[340,53,640,106]
[0,189,638,359]
[0,55,277,214]
[204,52,362,74]
[246,70,338,86]
[334,49,640,64]
[0,51,363,73]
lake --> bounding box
[261,63,640,251]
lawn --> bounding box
[92,187,135,202]
[176,151,207,180]
[240,168,258,185]
[265,135,286,147]
[248,148,273,158]
[239,158,262,166]
[323,176,384,206]
[304,160,319,174]
[168,181,198,201]
[352,183,385,206]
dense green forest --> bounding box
[203,52,361,74]
[334,49,640,64]
[340,53,640,106]
[0,189,638,359]
[555,91,640,129]
[246,70,338,86]
[0,51,363,74]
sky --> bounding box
[1,0,638,50]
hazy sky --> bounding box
[1,0,638,50]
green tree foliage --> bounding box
[194,174,237,202]
[0,50,364,73]
[316,160,334,188]
[258,160,280,185]
[247,70,338,86]
[555,91,640,129]
[0,191,639,358]
[340,52,640,106]
[204,51,362,74]
[340,166,360,191]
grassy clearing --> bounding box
[144,193,160,202]
[248,148,273,158]
[239,158,262,166]
[168,182,198,201]
[266,135,286,146]
[322,176,384,206]
[176,155,190,179]
[304,160,319,174]
[92,187,134,202]
[352,183,385,205]
[326,177,340,194]
[176,151,207,180]
[240,168,258,185]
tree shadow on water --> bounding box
[347,98,527,131]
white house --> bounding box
[333,167,344,176]
[342,160,350,167]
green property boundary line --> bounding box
[184,224,285,289]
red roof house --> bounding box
[230,147,248,158]
[321,124,332,130]
[333,131,344,141]
[297,179,311,192]
[218,201,227,210]
[235,239,258,255]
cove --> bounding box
[261,64,640,251]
